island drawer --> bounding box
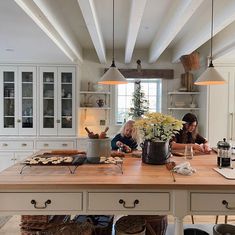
[191,193,235,212]
[0,192,82,212]
[36,141,75,150]
[0,140,34,150]
[88,192,170,211]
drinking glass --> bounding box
[184,145,193,160]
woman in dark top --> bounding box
[171,113,211,153]
[111,120,138,152]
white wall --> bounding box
[78,49,185,137]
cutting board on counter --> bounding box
[214,167,235,179]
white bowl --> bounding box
[175,101,185,107]
[189,103,196,108]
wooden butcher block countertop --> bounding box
[0,152,234,190]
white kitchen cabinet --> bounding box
[39,66,76,136]
[0,66,36,135]
[77,138,87,151]
[0,153,14,172]
[0,151,32,172]
[207,67,235,147]
[35,140,75,150]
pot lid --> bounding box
[217,138,230,149]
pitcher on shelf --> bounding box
[96,98,104,107]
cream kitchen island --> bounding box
[0,154,234,235]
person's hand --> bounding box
[203,144,212,154]
[193,143,204,152]
[123,144,132,153]
[116,141,123,148]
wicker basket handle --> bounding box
[146,222,157,235]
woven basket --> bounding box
[21,215,71,235]
[115,215,146,235]
[180,51,200,72]
[47,222,93,235]
[21,215,50,224]
[143,215,168,235]
[73,215,114,235]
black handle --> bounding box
[119,199,139,208]
[222,200,235,210]
[31,199,51,209]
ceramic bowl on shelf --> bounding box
[189,103,197,108]
[174,101,185,107]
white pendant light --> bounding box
[194,0,225,86]
[98,0,127,85]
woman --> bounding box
[171,113,211,153]
[111,120,138,152]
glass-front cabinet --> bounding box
[0,66,36,135]
[39,67,75,136]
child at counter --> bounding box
[171,113,211,153]
[111,120,138,153]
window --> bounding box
[115,79,162,124]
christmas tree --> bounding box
[129,81,149,119]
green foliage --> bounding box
[128,81,149,119]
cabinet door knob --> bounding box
[31,199,51,209]
[22,143,27,147]
[44,143,49,147]
[2,143,8,147]
[56,119,60,123]
[17,119,21,123]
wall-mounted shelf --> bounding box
[80,107,111,110]
[167,91,200,116]
[79,91,111,108]
[168,108,200,110]
[168,92,200,95]
[80,91,111,95]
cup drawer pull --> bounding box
[119,199,139,209]
[31,199,51,209]
[62,143,68,146]
[2,143,8,147]
[222,200,235,210]
[44,144,49,147]
[22,143,27,147]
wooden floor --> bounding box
[0,215,235,235]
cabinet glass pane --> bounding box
[22,72,33,128]
[61,72,72,83]
[43,72,54,128]
[61,72,72,128]
[3,72,15,128]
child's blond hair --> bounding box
[120,120,138,141]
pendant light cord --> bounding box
[111,0,115,67]
[209,0,214,67]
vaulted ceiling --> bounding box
[2,0,235,64]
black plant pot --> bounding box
[141,140,170,165]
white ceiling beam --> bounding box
[172,0,235,63]
[14,0,82,63]
[149,0,204,63]
[77,0,106,64]
[32,0,83,64]
[212,20,235,60]
[125,0,147,64]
